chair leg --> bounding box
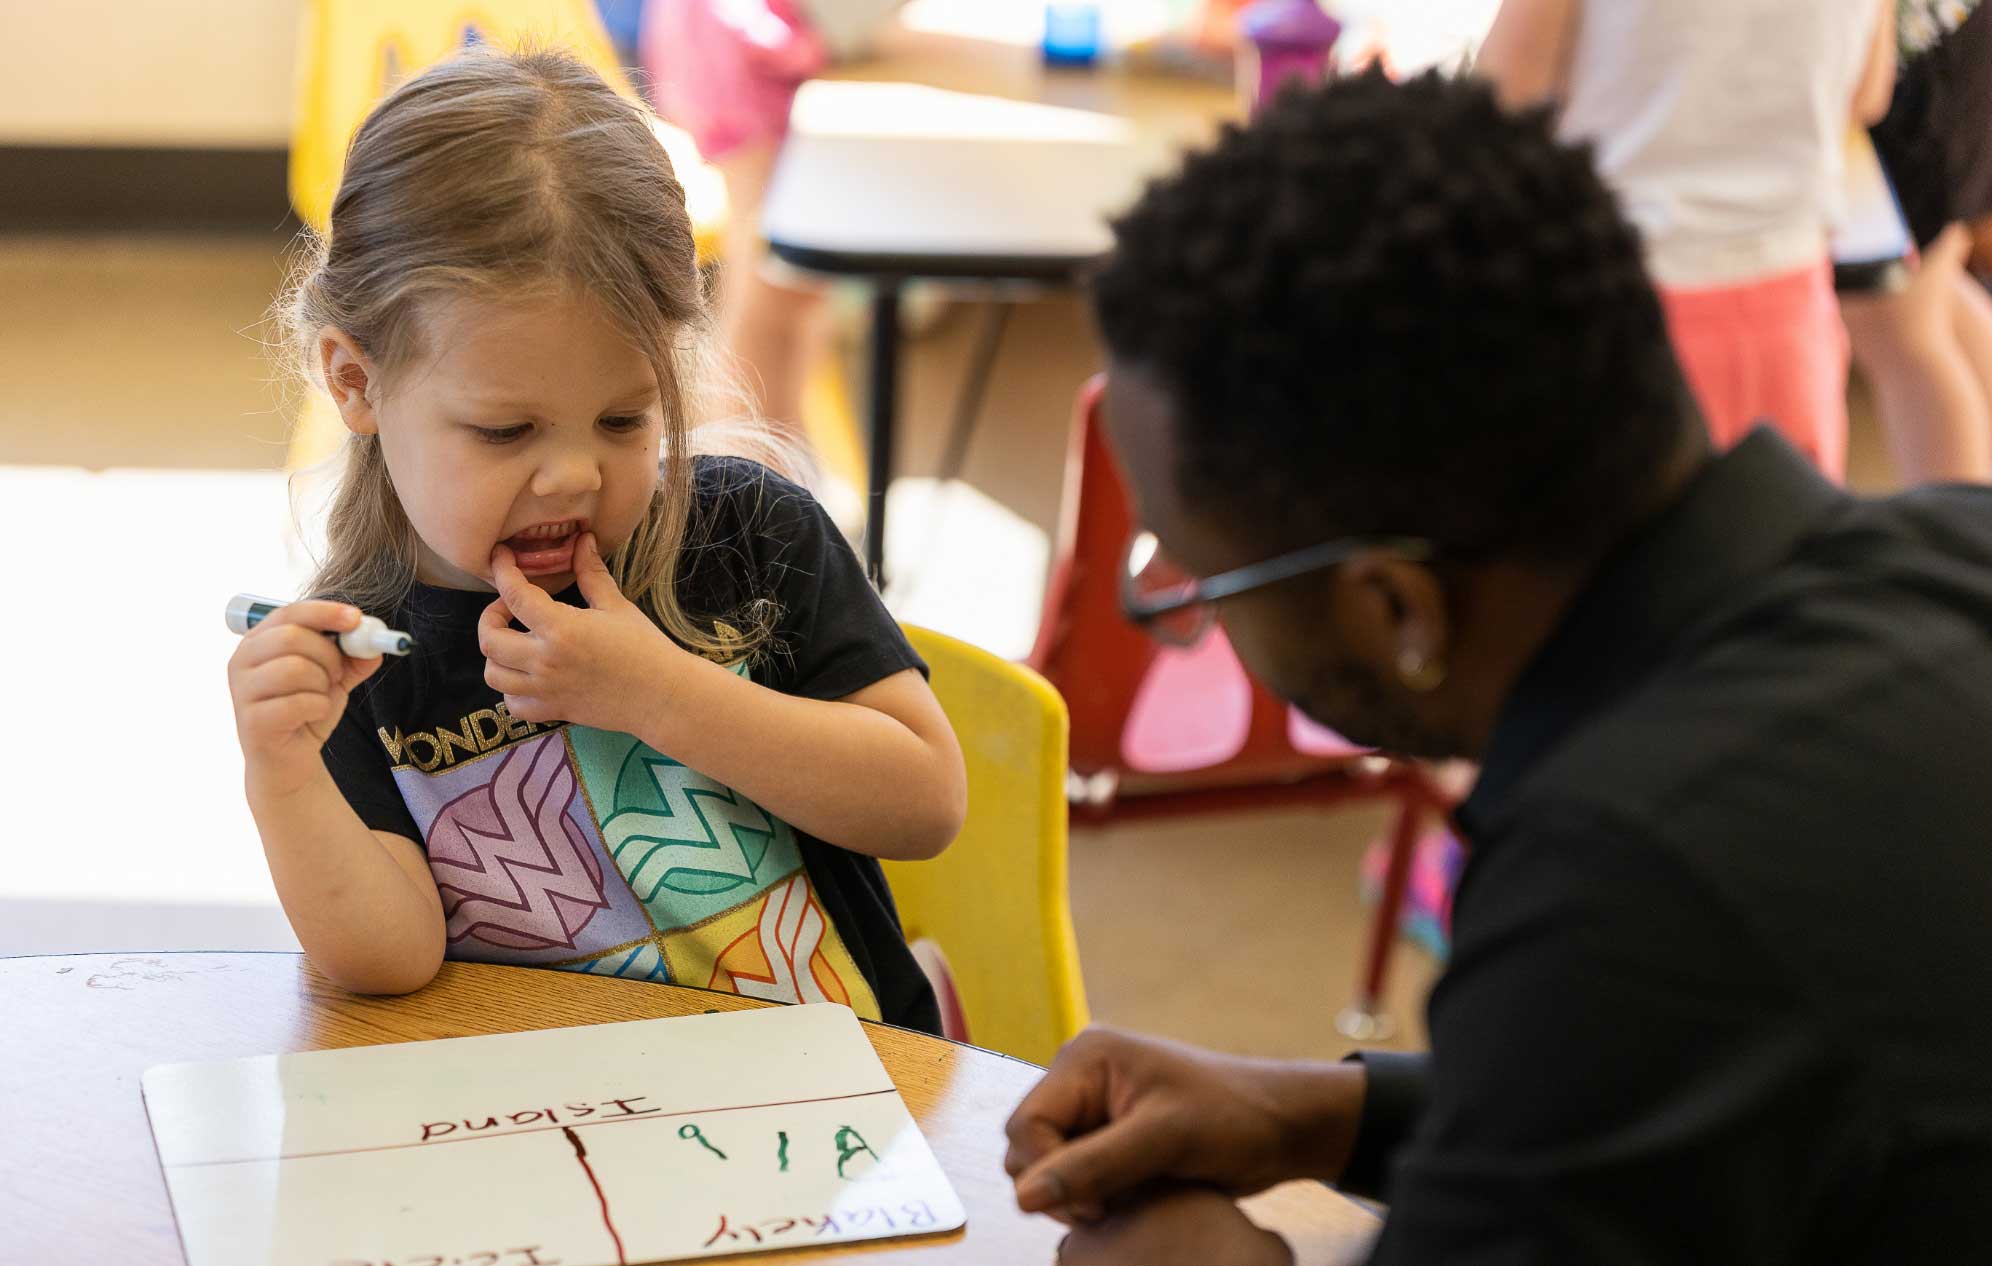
[1066,769,1119,824]
[1337,779,1424,1042]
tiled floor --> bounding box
[0,231,297,469]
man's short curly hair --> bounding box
[1094,69,1702,561]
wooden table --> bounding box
[1,952,1380,1264]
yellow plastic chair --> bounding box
[288,0,728,240]
[284,0,728,473]
[885,626,1090,1066]
[284,0,862,486]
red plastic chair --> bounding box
[1028,376,1452,1036]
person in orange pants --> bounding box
[1476,0,1899,482]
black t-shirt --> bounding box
[1341,431,1992,1263]
[321,457,940,1033]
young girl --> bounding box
[225,47,965,1033]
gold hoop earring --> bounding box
[1397,647,1447,693]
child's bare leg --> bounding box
[1949,259,1992,455]
[1843,225,1992,483]
[714,141,828,445]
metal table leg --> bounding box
[864,281,902,587]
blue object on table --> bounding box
[1043,2,1104,67]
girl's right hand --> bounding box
[227,600,387,799]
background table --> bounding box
[1,952,1381,1264]
[763,22,1237,582]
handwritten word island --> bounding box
[142,1005,967,1265]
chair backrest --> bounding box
[884,626,1090,1066]
[1031,375,1365,784]
[1027,375,1161,776]
[288,0,632,233]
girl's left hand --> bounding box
[479,533,687,732]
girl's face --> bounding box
[365,291,666,594]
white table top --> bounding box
[759,0,1507,277]
[762,80,1165,276]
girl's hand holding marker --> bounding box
[223,595,414,798]
[226,594,414,657]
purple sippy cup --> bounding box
[1238,0,1343,112]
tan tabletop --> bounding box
[1,952,1379,1265]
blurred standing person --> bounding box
[1840,218,1992,483]
[642,1,903,453]
[1477,0,1896,481]
[1871,0,1991,251]
[1845,0,1992,483]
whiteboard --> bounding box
[142,1004,967,1265]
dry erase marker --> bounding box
[224,593,414,658]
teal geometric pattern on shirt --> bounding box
[565,723,806,934]
[553,941,673,983]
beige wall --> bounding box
[0,0,297,147]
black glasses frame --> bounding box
[1120,531,1438,643]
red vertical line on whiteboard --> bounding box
[563,1125,628,1265]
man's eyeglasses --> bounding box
[1120,530,1437,647]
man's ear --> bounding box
[318,328,381,437]
[1338,553,1452,693]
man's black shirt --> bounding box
[1346,430,1992,1262]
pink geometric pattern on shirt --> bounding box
[426,732,610,950]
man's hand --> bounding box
[479,533,689,732]
[1005,1028,1367,1225]
[1055,1187,1293,1266]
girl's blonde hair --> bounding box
[280,46,781,662]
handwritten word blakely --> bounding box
[419,1096,658,1142]
[331,1246,558,1266]
[704,1201,943,1249]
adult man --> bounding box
[1005,71,1992,1264]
